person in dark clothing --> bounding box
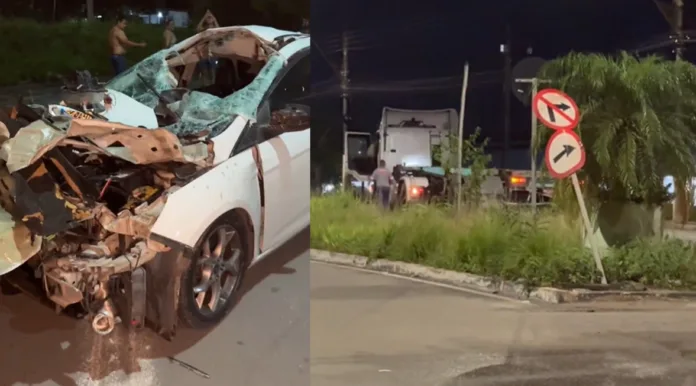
[370,160,394,209]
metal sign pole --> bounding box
[530,78,539,212]
[570,173,607,284]
[514,77,550,212]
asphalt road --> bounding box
[0,229,309,386]
[0,84,59,108]
[311,261,696,386]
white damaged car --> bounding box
[0,25,309,338]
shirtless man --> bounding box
[108,16,146,76]
[163,19,177,48]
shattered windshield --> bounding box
[106,50,173,108]
[106,48,286,137]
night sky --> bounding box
[311,0,696,168]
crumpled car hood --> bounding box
[0,114,214,277]
[1,118,213,174]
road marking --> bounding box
[310,260,533,305]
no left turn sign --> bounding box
[533,88,579,131]
[545,130,585,179]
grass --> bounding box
[0,19,195,86]
[311,193,696,289]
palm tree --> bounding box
[536,52,696,243]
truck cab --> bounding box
[344,107,458,204]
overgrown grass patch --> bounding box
[0,19,195,85]
[311,194,696,289]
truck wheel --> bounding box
[178,219,248,329]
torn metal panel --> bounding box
[43,240,161,307]
[0,208,42,276]
[52,241,159,275]
[11,161,85,235]
[0,164,42,275]
[0,119,214,174]
[45,147,100,200]
[1,120,67,174]
[44,269,84,307]
[95,186,178,239]
[67,120,213,166]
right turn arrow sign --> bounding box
[545,130,585,179]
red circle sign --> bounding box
[544,130,586,179]
[533,88,580,131]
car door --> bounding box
[231,47,310,255]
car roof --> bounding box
[173,25,308,52]
[239,25,307,41]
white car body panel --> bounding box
[259,129,310,251]
[210,118,247,165]
[101,89,159,129]
[150,148,262,254]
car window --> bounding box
[233,52,310,154]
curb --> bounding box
[309,249,696,303]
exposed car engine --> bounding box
[0,88,213,336]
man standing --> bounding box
[163,19,177,49]
[108,16,146,76]
[371,160,394,210]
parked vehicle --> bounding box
[344,107,457,205]
[0,25,310,339]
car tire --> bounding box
[178,217,249,329]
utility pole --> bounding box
[674,0,684,60]
[514,77,550,213]
[86,0,94,20]
[502,24,512,170]
[340,32,350,191]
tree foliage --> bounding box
[433,128,491,208]
[537,52,696,207]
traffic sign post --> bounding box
[533,88,580,131]
[541,98,607,285]
[570,172,607,285]
[544,130,585,179]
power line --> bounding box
[317,13,462,54]
[311,40,343,81]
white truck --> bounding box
[343,107,458,205]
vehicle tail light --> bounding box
[409,186,424,198]
[509,176,527,186]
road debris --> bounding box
[167,356,211,379]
